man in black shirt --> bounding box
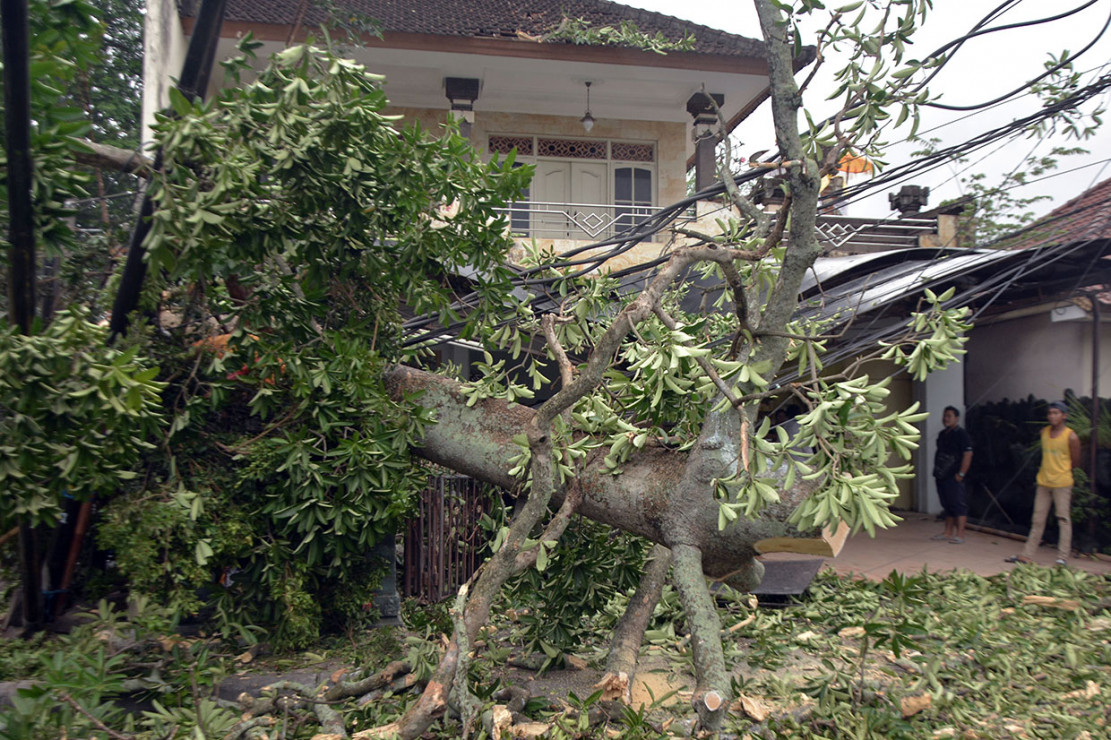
[932,405,973,543]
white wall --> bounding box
[915,359,966,515]
[142,0,187,146]
[966,307,1111,405]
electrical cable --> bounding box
[827,71,1111,212]
[402,14,1111,350]
[920,1,1110,111]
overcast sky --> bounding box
[626,0,1111,222]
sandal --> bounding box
[1004,555,1031,564]
[930,533,950,541]
[1055,558,1068,566]
[949,537,964,544]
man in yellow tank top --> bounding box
[1006,401,1081,566]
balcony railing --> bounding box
[498,200,680,242]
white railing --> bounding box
[498,200,674,242]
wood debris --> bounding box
[508,721,551,738]
[727,614,756,633]
[490,704,513,740]
[1089,616,1111,630]
[838,626,866,638]
[593,671,629,702]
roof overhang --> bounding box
[192,20,773,132]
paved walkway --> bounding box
[765,511,1111,580]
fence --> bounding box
[402,475,498,602]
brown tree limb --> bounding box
[261,680,346,737]
[599,544,672,703]
[324,661,411,702]
[73,139,153,178]
[223,715,275,740]
[704,92,770,239]
[670,544,730,733]
[540,313,574,389]
[513,482,583,572]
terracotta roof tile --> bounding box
[180,0,765,58]
[997,175,1111,250]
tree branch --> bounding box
[74,139,153,178]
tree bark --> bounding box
[672,543,730,733]
[385,366,821,587]
[600,544,672,703]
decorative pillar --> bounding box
[686,92,724,193]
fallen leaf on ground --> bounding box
[900,693,931,718]
[795,630,820,643]
[159,635,188,652]
[1022,595,1080,610]
[727,614,756,633]
[1089,617,1111,630]
[1063,680,1100,699]
[839,626,865,638]
[564,655,588,671]
[509,722,551,738]
[731,693,771,721]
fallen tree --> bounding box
[89,0,968,734]
[10,0,1107,735]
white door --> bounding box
[569,163,608,240]
[534,162,570,238]
[533,161,608,239]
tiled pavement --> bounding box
[763,511,1111,581]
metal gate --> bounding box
[402,475,497,602]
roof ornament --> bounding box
[889,185,931,217]
[580,81,595,132]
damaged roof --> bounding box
[177,0,767,59]
[995,175,1111,252]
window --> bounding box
[614,166,653,234]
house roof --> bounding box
[994,175,1111,251]
[180,0,767,59]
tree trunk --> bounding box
[385,366,823,588]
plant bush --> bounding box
[84,37,530,647]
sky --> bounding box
[625,0,1111,222]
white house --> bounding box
[142,0,815,271]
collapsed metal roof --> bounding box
[791,237,1111,376]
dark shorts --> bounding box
[936,476,968,517]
